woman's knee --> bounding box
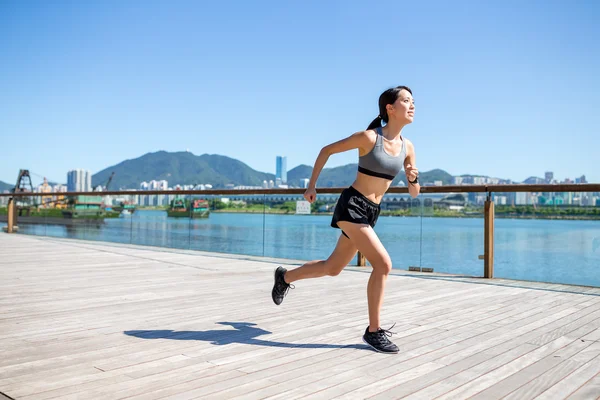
[372,256,393,275]
[324,260,345,277]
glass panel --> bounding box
[132,193,189,250]
[419,192,486,277]
[187,194,265,257]
[13,195,46,236]
[494,190,600,286]
[7,186,598,289]
[377,192,422,271]
[53,193,131,244]
[262,192,346,262]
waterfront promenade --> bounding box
[1,233,600,399]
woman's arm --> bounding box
[404,140,421,198]
[307,130,372,189]
[304,130,372,202]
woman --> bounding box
[272,86,420,354]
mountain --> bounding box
[92,151,276,189]
[288,164,358,188]
[287,165,313,186]
[523,176,545,184]
[410,168,454,185]
[90,150,548,190]
[0,180,13,192]
[289,165,454,187]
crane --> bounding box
[105,172,115,191]
[12,169,35,216]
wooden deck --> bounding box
[1,234,600,400]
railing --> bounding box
[2,184,599,286]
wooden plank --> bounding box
[2,234,600,400]
[472,340,590,399]
[566,371,600,399]
[501,342,600,399]
[426,312,600,399]
[536,356,600,399]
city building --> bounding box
[301,178,310,188]
[545,171,554,183]
[67,169,92,192]
[0,191,9,206]
[36,178,54,208]
[157,180,168,190]
[493,195,507,205]
[276,156,287,183]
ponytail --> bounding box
[367,115,383,130]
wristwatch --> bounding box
[409,176,419,184]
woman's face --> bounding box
[388,89,415,124]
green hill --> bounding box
[92,151,276,189]
[287,164,358,187]
[0,180,13,192]
[89,150,504,190]
[288,164,454,187]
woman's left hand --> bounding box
[405,164,419,183]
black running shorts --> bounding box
[331,186,381,238]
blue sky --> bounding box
[1,0,598,186]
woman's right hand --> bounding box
[303,187,316,203]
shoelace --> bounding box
[376,323,397,344]
[275,279,295,296]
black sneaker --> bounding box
[362,324,399,354]
[272,266,294,305]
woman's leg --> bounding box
[284,233,357,283]
[336,221,392,333]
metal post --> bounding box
[484,192,495,278]
[7,198,15,233]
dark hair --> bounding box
[367,86,412,130]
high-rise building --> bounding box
[276,156,287,183]
[515,192,528,205]
[301,178,310,188]
[545,171,554,183]
[67,169,92,192]
[86,171,91,192]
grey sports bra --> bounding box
[358,127,407,180]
